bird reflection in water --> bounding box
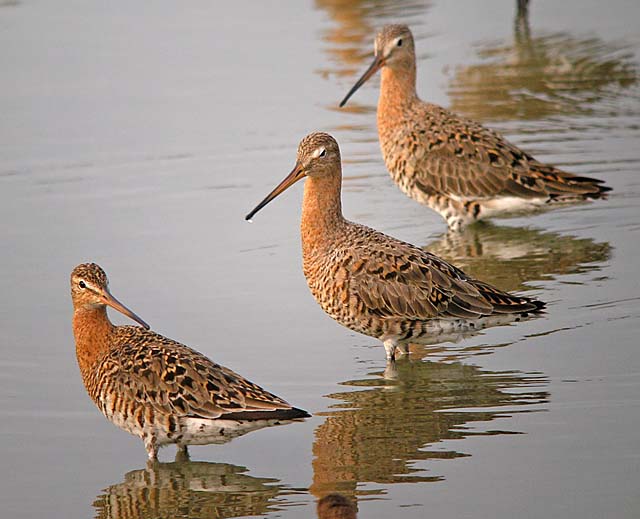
[448,2,638,122]
[311,359,548,498]
[318,493,358,519]
[93,461,303,519]
[314,0,431,83]
[406,222,609,359]
[425,222,611,294]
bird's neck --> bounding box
[73,305,115,380]
[378,62,417,121]
[301,174,345,258]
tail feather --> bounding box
[523,163,611,200]
[471,280,545,315]
[220,406,310,421]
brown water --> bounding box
[1,1,639,518]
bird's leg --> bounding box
[175,444,190,463]
[396,342,410,355]
[383,359,398,380]
[434,197,472,231]
[383,339,398,361]
[145,458,162,474]
[447,214,466,232]
[144,435,159,461]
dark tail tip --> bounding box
[580,177,612,198]
[522,298,546,315]
[532,299,546,312]
[290,407,312,419]
[221,406,311,421]
[586,181,612,199]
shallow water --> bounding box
[1,1,639,518]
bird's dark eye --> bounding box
[397,38,403,47]
[319,149,326,157]
[79,280,86,289]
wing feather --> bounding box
[99,328,293,421]
[400,102,609,200]
[347,226,504,321]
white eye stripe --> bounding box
[313,147,326,158]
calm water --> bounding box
[1,1,639,518]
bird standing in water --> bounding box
[71,263,309,460]
[340,24,610,230]
[246,132,543,361]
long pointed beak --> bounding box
[339,55,385,107]
[245,163,306,221]
[102,288,150,329]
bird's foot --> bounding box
[175,445,190,463]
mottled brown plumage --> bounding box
[317,494,357,519]
[340,24,610,229]
[246,133,543,360]
[71,263,309,460]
